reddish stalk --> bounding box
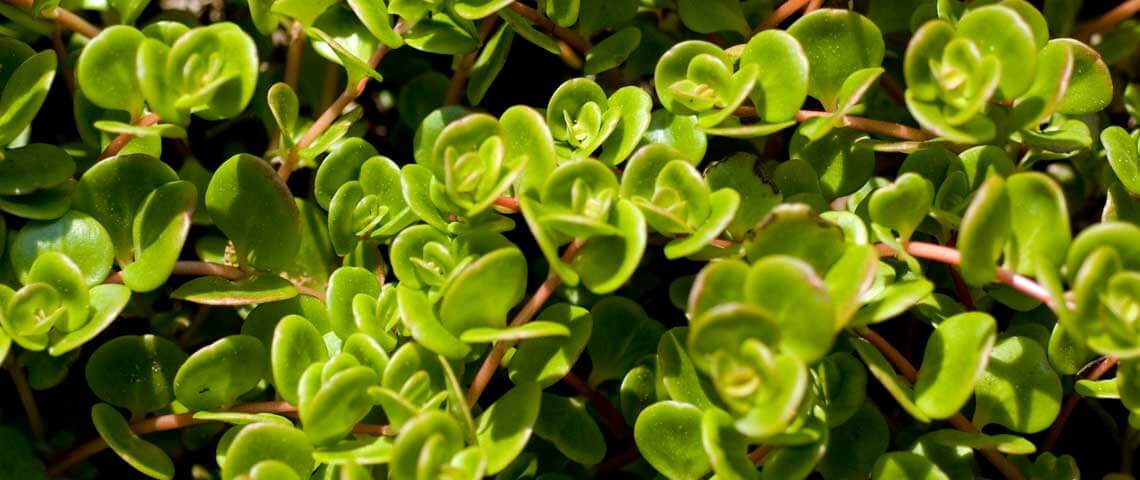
[1074,0,1140,42]
[748,444,772,464]
[98,113,161,160]
[754,0,811,32]
[49,400,389,475]
[795,110,935,142]
[856,327,1026,480]
[804,0,823,13]
[494,196,521,211]
[466,239,586,405]
[1041,355,1120,451]
[104,261,246,285]
[5,357,44,441]
[284,21,305,90]
[444,16,500,106]
[277,21,409,180]
[562,371,632,440]
[4,0,101,38]
[874,242,1055,307]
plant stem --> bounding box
[804,0,823,13]
[444,16,500,106]
[562,371,632,440]
[506,2,592,53]
[105,261,246,284]
[465,239,586,406]
[4,0,101,38]
[1041,355,1120,451]
[5,356,45,442]
[284,21,305,90]
[277,20,409,181]
[48,401,388,476]
[98,113,161,160]
[754,0,812,32]
[855,327,1026,480]
[795,110,935,141]
[874,241,1056,307]
[1075,0,1140,41]
[748,444,772,464]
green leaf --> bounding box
[634,401,711,480]
[746,256,835,363]
[206,154,301,272]
[397,284,471,360]
[85,334,187,416]
[924,429,1036,455]
[957,175,1011,286]
[869,173,934,242]
[300,365,379,444]
[850,334,930,423]
[657,327,713,409]
[404,13,480,55]
[460,321,570,343]
[440,248,527,334]
[871,452,949,480]
[914,312,997,419]
[788,9,885,109]
[587,297,664,387]
[76,26,145,116]
[390,411,464,479]
[221,423,314,480]
[1054,39,1113,115]
[327,266,381,340]
[816,352,869,426]
[267,83,299,148]
[0,48,55,146]
[743,204,846,274]
[271,315,329,404]
[174,335,266,410]
[92,403,174,479]
[740,30,810,123]
[972,336,1062,433]
[109,0,148,24]
[508,303,591,387]
[584,26,640,76]
[73,154,179,265]
[1004,172,1070,276]
[957,5,1039,99]
[165,23,260,120]
[0,144,73,196]
[49,284,131,356]
[467,25,514,105]
[476,382,541,474]
[534,393,605,465]
[676,0,748,36]
[171,275,298,306]
[1102,126,1140,195]
[347,0,404,48]
[121,181,196,292]
[0,426,47,480]
[818,402,889,479]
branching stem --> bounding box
[277,21,409,180]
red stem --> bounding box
[754,0,811,32]
[104,261,246,284]
[1041,356,1120,451]
[98,113,161,160]
[562,371,632,440]
[875,242,1056,307]
[466,239,586,405]
[1075,0,1140,41]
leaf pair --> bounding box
[547,78,651,165]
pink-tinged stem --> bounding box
[104,261,247,285]
[1075,0,1140,41]
[754,0,811,32]
[466,239,586,405]
[98,113,161,161]
[874,241,1055,307]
